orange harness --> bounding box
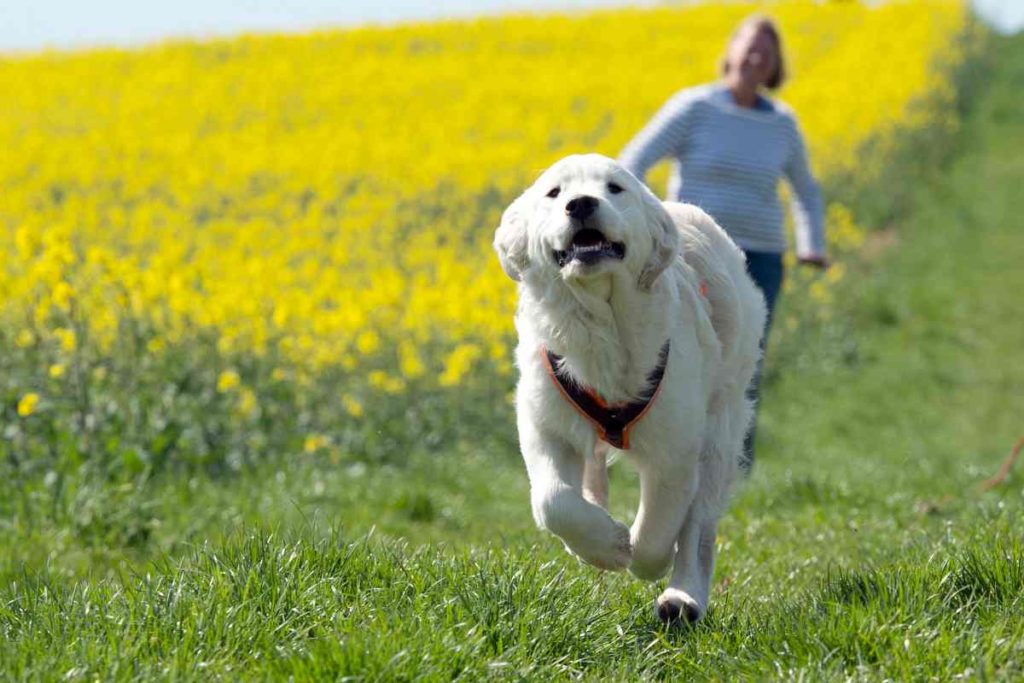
[540,341,670,450]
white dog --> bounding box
[493,154,766,623]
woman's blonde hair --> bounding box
[720,14,786,90]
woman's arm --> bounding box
[618,91,695,185]
[783,119,827,265]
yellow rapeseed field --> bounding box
[0,1,966,404]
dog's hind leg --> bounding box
[522,428,632,571]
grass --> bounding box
[3,30,1024,682]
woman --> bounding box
[619,15,827,469]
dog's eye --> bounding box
[546,187,561,199]
[607,182,624,194]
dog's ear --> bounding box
[494,193,531,282]
[637,190,680,290]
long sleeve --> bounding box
[618,91,696,184]
[783,120,826,258]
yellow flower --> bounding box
[15,330,35,348]
[439,343,482,387]
[54,328,77,354]
[369,370,406,394]
[809,280,833,306]
[237,387,258,416]
[398,340,426,379]
[825,262,847,285]
[355,331,380,356]
[217,369,241,392]
[48,364,66,379]
[17,392,40,417]
[0,0,966,393]
[341,394,364,418]
[52,281,74,312]
[368,370,389,389]
[303,434,330,453]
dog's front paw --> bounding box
[629,538,674,581]
[568,519,632,571]
[655,587,704,625]
[603,520,634,570]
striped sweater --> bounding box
[619,84,825,257]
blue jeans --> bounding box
[741,250,784,471]
[745,250,784,332]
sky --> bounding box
[0,0,1021,53]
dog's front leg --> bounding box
[582,441,610,509]
[628,454,698,581]
[657,513,718,624]
[521,426,631,571]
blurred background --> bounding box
[1,0,1021,51]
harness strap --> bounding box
[541,340,670,449]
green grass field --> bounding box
[3,31,1023,682]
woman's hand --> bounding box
[797,254,830,269]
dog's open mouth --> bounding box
[554,228,626,268]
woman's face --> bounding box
[725,24,778,89]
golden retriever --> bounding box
[494,154,765,622]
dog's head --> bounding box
[494,154,679,290]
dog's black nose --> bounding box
[565,195,598,220]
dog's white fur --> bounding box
[494,154,766,621]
